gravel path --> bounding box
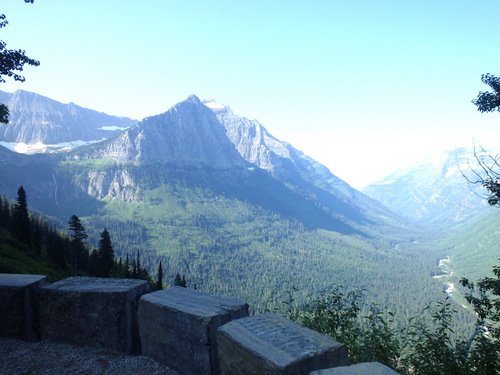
[0,338,179,375]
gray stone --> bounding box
[138,286,249,375]
[39,276,150,354]
[309,362,400,374]
[217,313,350,375]
[0,274,48,341]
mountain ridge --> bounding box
[0,91,450,320]
[0,89,136,152]
[362,147,492,228]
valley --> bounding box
[0,90,494,330]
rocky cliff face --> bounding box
[82,96,247,169]
[0,90,136,148]
[204,99,399,226]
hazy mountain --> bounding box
[0,90,136,152]
[362,147,493,227]
[0,93,448,318]
[0,95,400,236]
[204,98,402,231]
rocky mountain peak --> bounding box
[0,89,136,151]
[87,95,247,169]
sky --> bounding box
[1,0,500,189]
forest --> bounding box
[1,184,499,374]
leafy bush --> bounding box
[270,279,500,374]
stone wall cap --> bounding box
[42,276,148,292]
[141,286,248,317]
[218,313,344,368]
[0,273,48,287]
[310,362,400,374]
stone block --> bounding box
[138,286,249,375]
[217,313,349,375]
[309,362,400,374]
[39,276,150,354]
[0,274,48,341]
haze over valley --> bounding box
[0,89,496,326]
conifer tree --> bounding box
[97,228,114,277]
[67,214,88,275]
[156,261,163,290]
[174,273,187,287]
[12,186,30,245]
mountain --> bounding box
[203,98,402,232]
[0,94,446,318]
[362,147,493,228]
[8,95,392,236]
[0,90,136,152]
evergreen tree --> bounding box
[67,214,89,275]
[12,186,30,245]
[97,228,114,277]
[174,273,187,287]
[156,261,163,290]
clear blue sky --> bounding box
[2,1,500,188]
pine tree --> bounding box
[174,273,187,287]
[156,261,163,290]
[12,186,30,246]
[68,214,89,275]
[97,228,114,277]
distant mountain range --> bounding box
[0,89,488,317]
[362,148,493,228]
[0,92,402,235]
[0,90,136,153]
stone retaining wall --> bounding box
[0,274,400,375]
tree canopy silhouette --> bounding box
[464,74,500,206]
[472,73,500,114]
[0,0,40,123]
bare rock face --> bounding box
[204,99,396,225]
[39,277,150,354]
[217,313,349,375]
[0,90,136,145]
[88,95,248,170]
[138,286,249,375]
[0,274,48,341]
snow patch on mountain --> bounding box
[98,126,130,131]
[0,139,105,154]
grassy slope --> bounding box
[0,229,68,282]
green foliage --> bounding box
[402,299,469,375]
[96,228,114,277]
[67,214,89,275]
[473,74,500,113]
[156,261,163,290]
[460,261,500,373]
[12,186,30,245]
[174,273,187,287]
[0,228,67,281]
[0,1,39,124]
[271,282,499,374]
